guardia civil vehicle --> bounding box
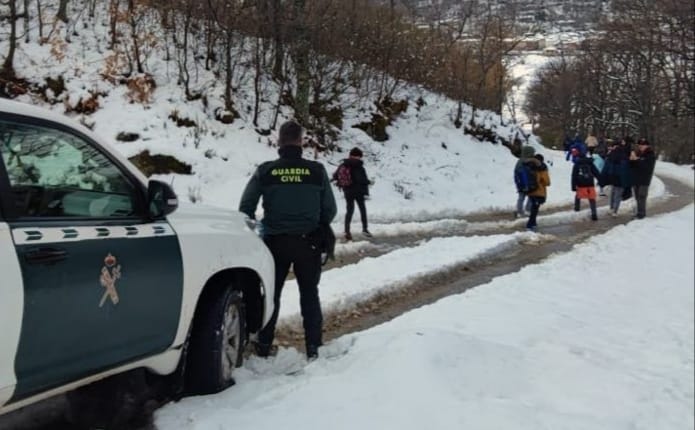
[0,99,274,420]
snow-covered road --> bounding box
[156,172,694,429]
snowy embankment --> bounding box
[156,205,695,430]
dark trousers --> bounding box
[575,197,597,219]
[526,196,545,229]
[345,193,368,233]
[634,185,649,218]
[259,234,323,351]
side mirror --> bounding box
[148,180,178,219]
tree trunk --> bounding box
[292,0,309,123]
[224,31,234,112]
[1,0,18,81]
[271,0,283,80]
[36,0,43,41]
[454,101,463,128]
[128,0,144,73]
[109,0,119,49]
[23,0,30,43]
[57,0,69,23]
[252,37,261,127]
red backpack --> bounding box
[335,164,352,188]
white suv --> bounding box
[0,99,274,419]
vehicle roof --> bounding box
[0,98,148,185]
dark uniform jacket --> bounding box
[335,158,370,197]
[239,146,337,236]
[630,148,656,186]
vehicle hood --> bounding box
[167,202,251,234]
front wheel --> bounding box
[185,287,246,395]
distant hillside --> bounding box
[0,0,563,221]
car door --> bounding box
[0,159,24,408]
[0,114,184,402]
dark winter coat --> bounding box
[602,145,631,188]
[334,157,370,197]
[595,138,608,158]
[571,156,600,190]
[630,147,656,186]
[239,145,337,235]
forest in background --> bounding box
[1,0,529,148]
[525,0,694,163]
[2,1,693,163]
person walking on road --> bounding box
[333,147,372,241]
[572,149,601,221]
[604,138,632,217]
[514,145,536,218]
[239,121,337,360]
[629,138,656,219]
[526,153,551,232]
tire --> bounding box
[185,287,246,395]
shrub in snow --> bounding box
[116,132,140,142]
[169,110,197,128]
[126,74,156,105]
[128,151,192,177]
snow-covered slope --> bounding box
[1,2,583,222]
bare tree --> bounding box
[1,0,20,81]
[22,0,28,42]
[56,0,68,23]
[290,0,310,123]
[36,0,43,41]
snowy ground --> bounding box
[156,201,694,430]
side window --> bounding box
[0,120,137,219]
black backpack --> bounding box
[576,162,594,187]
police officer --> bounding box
[239,121,337,359]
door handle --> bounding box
[24,247,68,265]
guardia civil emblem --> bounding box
[99,253,121,307]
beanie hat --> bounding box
[521,145,536,159]
[349,147,363,157]
[534,153,544,162]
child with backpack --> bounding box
[513,146,537,218]
[526,153,551,231]
[333,147,372,241]
[572,150,601,221]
